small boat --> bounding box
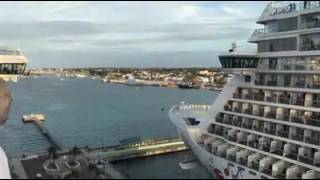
[22,114,46,123]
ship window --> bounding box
[245,76,251,83]
[269,58,278,70]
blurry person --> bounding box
[0,77,12,179]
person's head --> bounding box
[0,78,11,125]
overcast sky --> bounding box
[0,1,269,68]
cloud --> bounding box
[0,1,269,67]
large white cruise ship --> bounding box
[169,1,320,179]
[0,47,27,179]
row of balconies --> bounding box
[208,124,320,168]
[216,113,320,146]
[201,135,320,179]
[233,87,320,108]
[224,101,320,127]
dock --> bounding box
[86,138,188,162]
[10,138,187,179]
[33,121,62,149]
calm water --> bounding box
[0,76,218,178]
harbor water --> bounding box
[0,76,218,178]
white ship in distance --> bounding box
[169,1,320,179]
[0,47,28,82]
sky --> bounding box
[0,1,269,68]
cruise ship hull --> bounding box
[169,108,270,179]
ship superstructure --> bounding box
[169,1,320,179]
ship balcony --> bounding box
[291,116,304,124]
[299,156,314,165]
[264,128,276,135]
[305,137,320,145]
[291,134,304,141]
[284,152,298,160]
[306,118,320,127]
[250,162,260,171]
[277,130,289,138]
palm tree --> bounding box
[47,146,59,170]
[69,146,81,167]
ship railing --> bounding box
[264,128,276,135]
[277,131,289,138]
[291,134,304,141]
[250,162,260,171]
[271,149,283,156]
[305,118,320,127]
[274,172,286,179]
[243,124,253,130]
[266,112,276,119]
[253,126,263,132]
[284,152,298,160]
[305,136,320,145]
[299,156,314,165]
[227,155,237,162]
[291,117,304,124]
[239,158,248,166]
[261,168,272,176]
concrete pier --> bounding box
[86,138,188,162]
[10,138,187,179]
[33,121,62,149]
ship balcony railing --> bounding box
[278,97,290,104]
[214,131,223,136]
[216,116,223,123]
[277,131,289,138]
[248,142,258,149]
[266,113,276,119]
[227,155,237,162]
[305,137,320,145]
[253,126,263,132]
[294,82,306,88]
[292,99,305,106]
[250,162,260,171]
[239,158,248,166]
[228,136,237,142]
[291,134,304,141]
[233,108,241,113]
[291,117,304,124]
[274,173,286,179]
[305,118,320,127]
[266,96,277,103]
[267,81,277,86]
[253,94,265,101]
[243,124,253,129]
[300,43,320,51]
[301,21,320,29]
[280,115,290,121]
[258,111,265,117]
[312,101,320,108]
[260,145,270,152]
[244,109,252,115]
[265,128,276,135]
[224,119,233,125]
[271,149,283,156]
[299,156,314,165]
[224,106,232,111]
[284,152,298,160]
[233,93,241,99]
[238,140,247,145]
[261,168,272,176]
[232,120,242,127]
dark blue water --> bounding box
[0,76,217,155]
[0,76,217,179]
